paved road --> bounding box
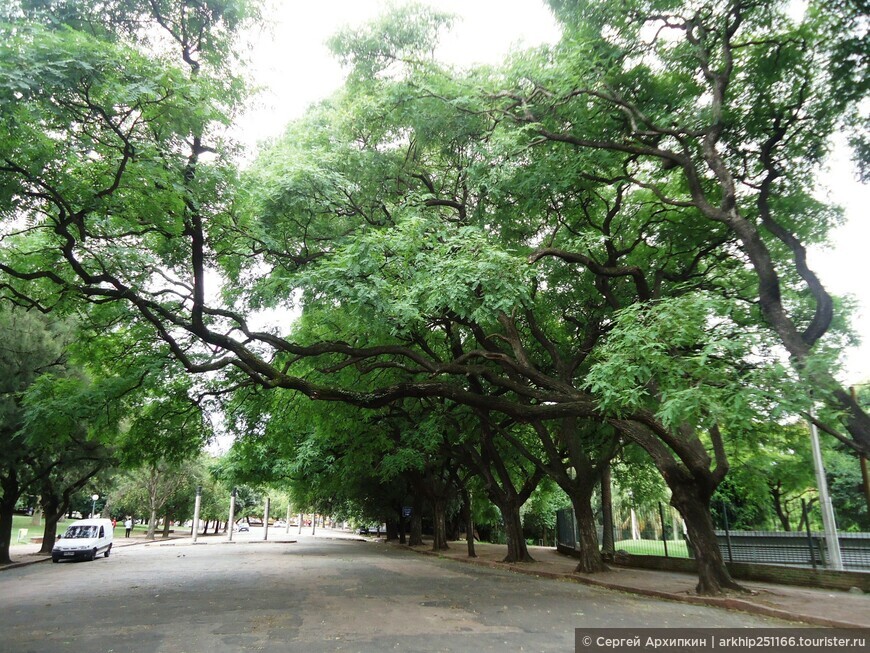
[1,537,797,652]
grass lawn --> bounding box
[613,538,690,558]
[9,514,67,546]
[9,515,130,546]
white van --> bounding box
[52,518,114,563]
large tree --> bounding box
[497,0,869,454]
[0,308,69,563]
[0,306,124,561]
[20,372,118,553]
[1,0,864,595]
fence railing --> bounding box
[555,505,870,572]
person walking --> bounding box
[124,517,133,538]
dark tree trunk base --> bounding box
[572,492,608,573]
[573,558,609,574]
[672,484,746,596]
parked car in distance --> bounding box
[52,518,113,563]
[233,523,250,532]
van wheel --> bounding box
[89,549,97,561]
[104,544,112,558]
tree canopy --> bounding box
[0,0,867,593]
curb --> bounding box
[395,544,868,630]
[0,555,53,571]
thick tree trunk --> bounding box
[670,482,742,595]
[500,500,533,563]
[162,514,172,538]
[570,489,607,573]
[386,519,399,541]
[146,502,158,540]
[38,494,63,555]
[615,420,738,595]
[431,499,449,551]
[446,512,461,541]
[462,489,476,558]
[409,495,424,546]
[409,513,423,545]
[0,494,16,565]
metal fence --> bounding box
[556,504,870,572]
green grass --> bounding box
[9,515,130,546]
[10,514,64,546]
[613,538,690,558]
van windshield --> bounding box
[65,525,98,539]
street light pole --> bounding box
[808,411,843,570]
[227,487,237,542]
[192,486,202,544]
[91,494,99,519]
[263,497,270,541]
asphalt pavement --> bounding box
[3,526,868,644]
[0,529,828,653]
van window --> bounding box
[99,526,104,537]
[66,525,97,539]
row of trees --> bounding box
[0,0,867,594]
[0,302,217,561]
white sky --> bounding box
[235,0,870,385]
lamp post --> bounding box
[192,486,202,544]
[227,487,237,542]
[263,497,270,541]
[91,494,99,519]
[808,409,843,570]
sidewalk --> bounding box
[399,540,869,630]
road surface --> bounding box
[0,535,797,652]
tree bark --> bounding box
[518,418,612,572]
[409,493,424,546]
[446,511,461,541]
[569,488,608,573]
[461,488,476,558]
[146,501,158,540]
[670,481,742,595]
[500,500,533,563]
[615,420,739,595]
[386,518,399,541]
[0,493,17,565]
[431,498,449,551]
[38,493,63,555]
